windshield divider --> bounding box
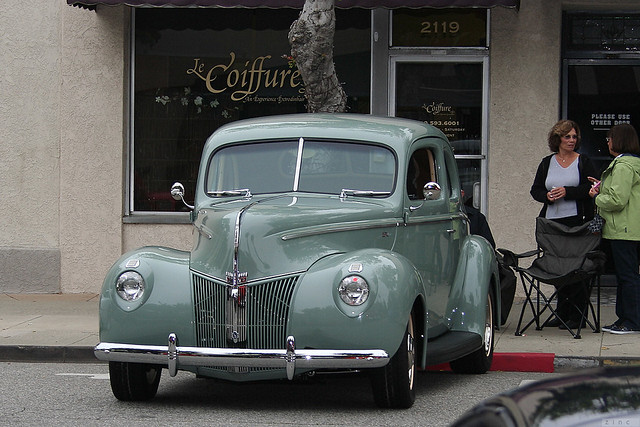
[292,137,304,191]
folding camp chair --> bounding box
[498,217,606,339]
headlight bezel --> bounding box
[115,270,146,302]
[338,274,370,306]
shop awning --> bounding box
[67,0,519,9]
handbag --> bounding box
[588,212,605,234]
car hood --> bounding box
[189,194,399,282]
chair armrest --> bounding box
[497,248,540,268]
[582,250,607,273]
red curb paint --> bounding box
[426,363,451,371]
[491,352,555,373]
[426,353,556,373]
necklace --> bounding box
[557,153,573,163]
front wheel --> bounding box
[370,312,416,408]
[450,290,495,374]
[109,361,162,401]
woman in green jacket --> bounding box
[589,123,640,334]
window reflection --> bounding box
[133,8,371,212]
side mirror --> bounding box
[171,182,194,210]
[423,182,441,200]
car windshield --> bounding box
[206,139,396,196]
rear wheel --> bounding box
[371,312,416,408]
[109,361,162,401]
[450,290,495,374]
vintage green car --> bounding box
[95,113,500,408]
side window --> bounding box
[406,148,437,200]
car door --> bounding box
[397,139,463,330]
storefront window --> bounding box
[132,8,371,213]
[392,60,486,207]
[566,64,640,175]
[563,13,640,176]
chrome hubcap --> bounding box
[407,315,415,389]
[484,294,493,356]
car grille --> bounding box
[192,272,299,350]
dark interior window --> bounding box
[133,8,371,212]
[406,148,436,200]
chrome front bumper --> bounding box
[94,333,389,380]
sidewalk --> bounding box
[0,293,99,363]
[1,289,639,371]
[494,288,640,372]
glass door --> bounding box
[389,56,489,211]
[562,60,640,275]
[563,61,640,176]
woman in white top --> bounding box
[530,120,598,329]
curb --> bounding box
[427,353,555,373]
[429,353,640,373]
[491,352,555,373]
[0,345,99,363]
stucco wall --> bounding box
[0,2,64,292]
[123,224,192,254]
[0,2,191,293]
[59,4,127,293]
[488,0,563,254]
[0,2,129,293]
[1,2,62,248]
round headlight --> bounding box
[338,275,369,306]
[115,271,145,301]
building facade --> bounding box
[1,0,639,293]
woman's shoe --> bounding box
[609,324,640,334]
[602,320,623,333]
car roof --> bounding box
[204,113,448,154]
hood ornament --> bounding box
[225,209,250,346]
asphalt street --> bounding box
[0,361,556,426]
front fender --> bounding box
[288,249,423,358]
[98,246,194,346]
[447,236,500,336]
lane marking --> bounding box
[56,373,109,380]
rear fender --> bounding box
[447,236,500,336]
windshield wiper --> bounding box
[207,188,252,198]
[340,189,391,199]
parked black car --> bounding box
[451,366,640,427]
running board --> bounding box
[425,331,482,366]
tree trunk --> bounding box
[289,0,346,113]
